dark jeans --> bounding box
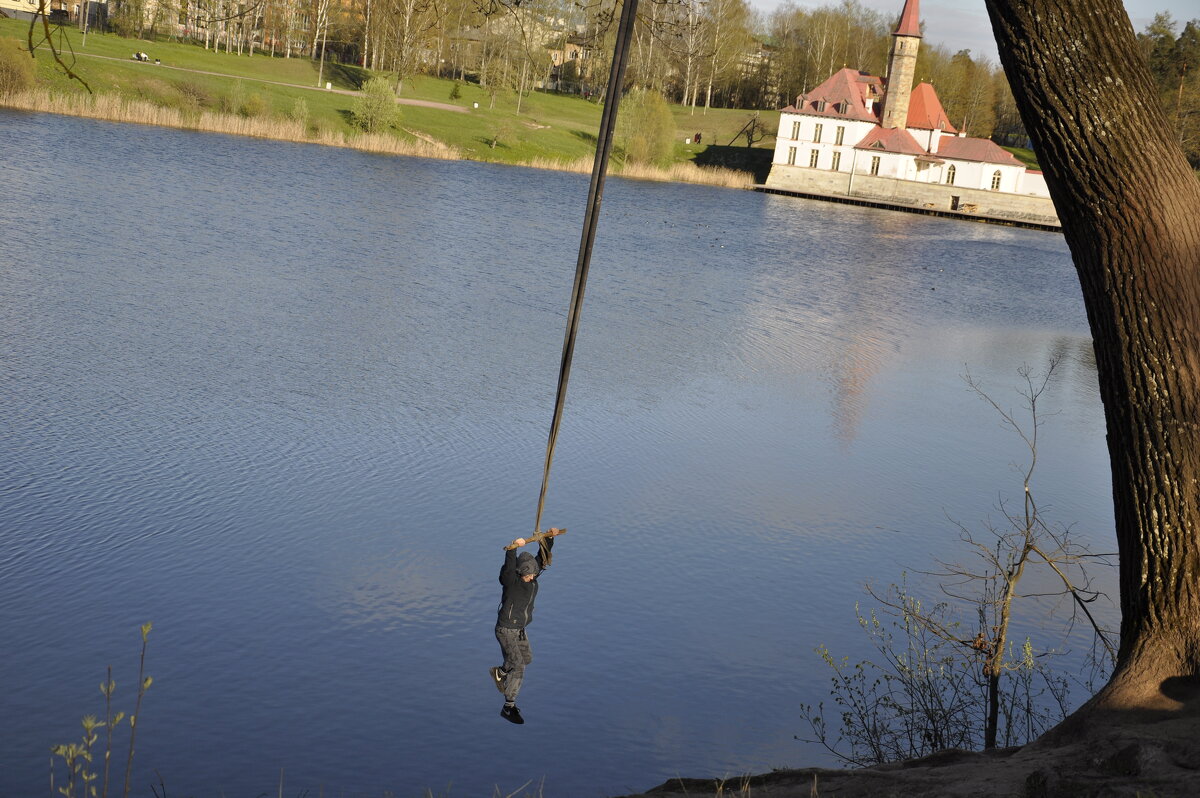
[495,625,532,704]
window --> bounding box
[787,146,797,165]
[813,124,823,143]
[831,151,841,171]
[991,170,1002,190]
[870,156,881,176]
[817,100,827,111]
[810,149,820,168]
[791,120,801,140]
[946,164,956,185]
[835,126,845,145]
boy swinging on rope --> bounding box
[490,528,564,724]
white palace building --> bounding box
[763,0,1060,229]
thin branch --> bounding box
[27,1,92,93]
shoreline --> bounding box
[0,89,757,190]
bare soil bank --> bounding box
[615,713,1200,797]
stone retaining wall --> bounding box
[764,164,1060,227]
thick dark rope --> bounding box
[531,0,641,552]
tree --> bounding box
[983,0,1200,722]
[0,41,35,98]
[350,76,400,132]
[803,364,1116,764]
[699,0,752,113]
[616,88,676,165]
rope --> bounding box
[531,0,641,553]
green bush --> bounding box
[449,81,462,100]
[616,89,676,166]
[351,76,400,133]
[218,80,246,115]
[0,42,35,98]
[288,96,309,125]
[239,92,267,118]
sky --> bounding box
[747,0,1200,65]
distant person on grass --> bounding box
[490,529,563,724]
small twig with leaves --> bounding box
[51,624,152,798]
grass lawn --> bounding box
[1002,145,1041,170]
[1,18,778,170]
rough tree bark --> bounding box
[984,0,1200,716]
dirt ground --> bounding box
[613,712,1200,798]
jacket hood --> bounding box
[516,552,538,576]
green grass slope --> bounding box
[1,18,779,169]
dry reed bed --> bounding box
[524,155,754,189]
[2,89,460,160]
[2,89,756,189]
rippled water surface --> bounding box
[1,110,1115,797]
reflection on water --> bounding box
[0,110,1114,797]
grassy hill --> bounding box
[0,18,778,175]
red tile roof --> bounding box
[781,68,884,124]
[894,0,921,37]
[937,136,1025,166]
[854,126,927,156]
[906,82,956,132]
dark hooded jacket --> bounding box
[496,537,554,629]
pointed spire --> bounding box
[894,0,921,38]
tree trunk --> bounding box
[986,671,1000,750]
[985,0,1200,717]
[362,0,371,67]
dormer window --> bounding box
[816,100,827,112]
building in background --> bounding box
[764,0,1058,228]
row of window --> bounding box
[790,121,846,146]
[784,149,1005,189]
[786,147,878,175]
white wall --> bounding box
[772,112,875,172]
[771,113,1048,199]
[1020,171,1051,197]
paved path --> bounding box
[67,50,470,112]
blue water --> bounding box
[0,110,1114,797]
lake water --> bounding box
[0,110,1116,797]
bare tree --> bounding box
[804,364,1116,764]
[867,363,1115,750]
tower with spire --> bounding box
[881,0,922,129]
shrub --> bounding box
[288,96,309,125]
[0,42,35,98]
[449,81,462,100]
[218,80,247,115]
[176,80,213,109]
[616,89,676,166]
[350,76,399,133]
[239,92,267,118]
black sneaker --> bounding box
[489,667,506,693]
[500,705,524,724]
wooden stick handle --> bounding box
[504,528,567,550]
